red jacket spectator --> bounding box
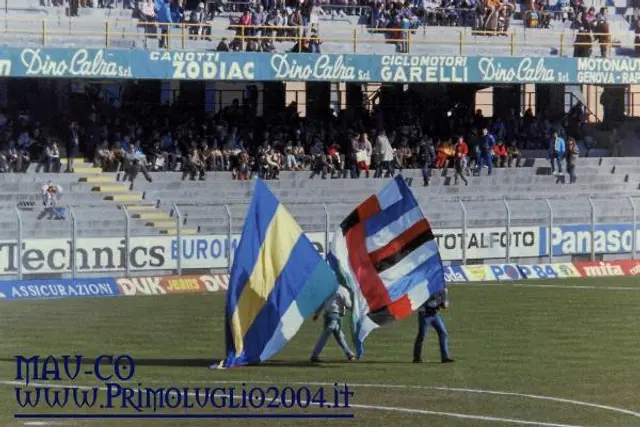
[493,142,507,157]
[455,139,468,157]
[239,10,252,27]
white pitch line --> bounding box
[0,380,582,427]
[450,282,640,291]
[136,379,640,419]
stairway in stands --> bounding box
[69,158,197,235]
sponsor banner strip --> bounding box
[115,274,229,296]
[0,47,633,84]
[0,277,120,300]
[4,261,640,300]
[0,227,540,276]
[539,224,640,257]
[573,260,640,277]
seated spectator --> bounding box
[156,0,173,48]
[454,136,469,171]
[352,133,372,178]
[583,6,596,28]
[170,0,185,24]
[252,5,267,36]
[284,141,299,170]
[138,0,156,21]
[492,140,508,167]
[11,139,30,172]
[566,137,578,183]
[39,181,65,220]
[327,142,343,173]
[182,147,206,181]
[507,140,521,167]
[122,143,153,190]
[229,37,244,51]
[188,2,211,40]
[291,36,310,52]
[374,130,394,178]
[311,153,334,179]
[0,141,18,172]
[309,28,322,53]
[45,141,62,173]
[216,37,231,51]
[94,139,115,169]
[210,143,224,170]
[239,9,253,35]
[246,39,260,51]
[375,3,388,28]
[233,150,251,180]
[275,9,289,37]
[435,139,454,168]
[293,141,308,167]
[534,0,551,28]
[266,148,282,179]
[442,0,459,26]
[573,26,593,57]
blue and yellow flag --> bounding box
[223,179,339,367]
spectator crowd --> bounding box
[0,84,588,186]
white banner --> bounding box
[0,226,539,275]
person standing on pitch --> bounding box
[310,286,356,363]
[413,288,454,363]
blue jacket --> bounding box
[553,137,566,154]
[482,134,495,151]
[156,1,172,24]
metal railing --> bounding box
[0,16,622,55]
[6,196,640,279]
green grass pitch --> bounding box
[1,277,639,427]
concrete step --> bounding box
[133,212,172,220]
[92,184,130,193]
[104,193,142,202]
[79,176,116,183]
[74,166,102,174]
[124,204,158,212]
[159,228,198,235]
[146,220,178,227]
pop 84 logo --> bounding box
[517,264,560,279]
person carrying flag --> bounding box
[310,286,356,363]
[413,287,454,364]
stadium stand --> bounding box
[0,0,636,56]
[0,155,639,242]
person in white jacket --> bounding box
[310,286,356,363]
[374,130,395,178]
[39,181,65,220]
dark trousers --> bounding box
[159,25,169,48]
[413,314,450,362]
[123,162,152,188]
[567,163,576,183]
[454,167,468,185]
[66,144,77,172]
[47,157,61,173]
[476,152,492,175]
[374,160,394,178]
[182,163,205,181]
[422,164,430,185]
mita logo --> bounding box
[581,262,624,277]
